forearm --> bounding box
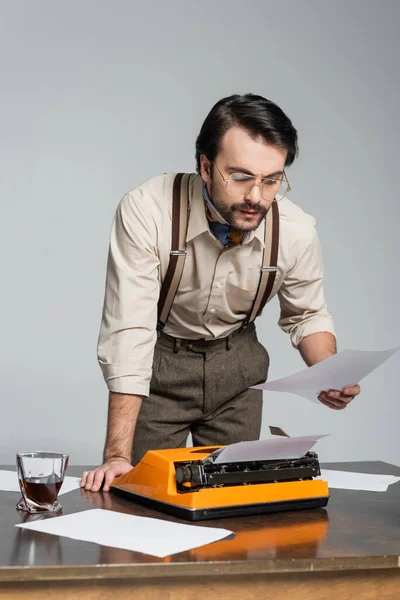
[103,392,143,462]
[298,332,337,367]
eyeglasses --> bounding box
[212,161,291,202]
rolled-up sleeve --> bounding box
[97,191,160,396]
[277,222,335,348]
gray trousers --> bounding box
[131,322,269,465]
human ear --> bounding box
[199,155,211,182]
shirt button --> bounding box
[216,282,221,288]
[210,308,216,314]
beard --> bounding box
[209,180,268,231]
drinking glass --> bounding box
[16,452,69,513]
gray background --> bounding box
[1,0,399,466]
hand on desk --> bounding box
[318,384,361,410]
[80,458,133,492]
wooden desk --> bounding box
[1,461,400,599]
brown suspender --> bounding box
[157,173,279,331]
[157,174,190,331]
[245,200,280,325]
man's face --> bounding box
[200,127,287,231]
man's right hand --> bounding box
[80,457,133,492]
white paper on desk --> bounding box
[16,509,233,558]
[0,470,81,495]
[58,476,82,495]
[213,434,329,464]
[0,470,20,492]
[252,346,400,402]
[318,469,400,492]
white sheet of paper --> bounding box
[16,508,233,558]
[58,476,82,495]
[252,346,400,402]
[0,470,20,492]
[319,469,400,492]
[213,434,328,463]
[0,470,81,495]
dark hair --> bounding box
[195,94,298,172]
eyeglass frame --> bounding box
[210,160,291,202]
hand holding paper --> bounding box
[318,382,360,410]
[252,346,400,403]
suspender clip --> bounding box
[261,266,277,273]
[170,250,187,256]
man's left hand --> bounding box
[318,384,360,410]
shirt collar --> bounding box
[186,175,210,242]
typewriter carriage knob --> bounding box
[175,465,192,484]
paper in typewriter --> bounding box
[252,346,400,402]
[213,434,329,464]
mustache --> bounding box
[230,202,267,216]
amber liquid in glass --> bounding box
[23,476,62,505]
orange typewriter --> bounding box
[110,439,329,521]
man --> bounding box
[81,94,360,492]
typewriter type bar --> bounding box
[175,452,321,493]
